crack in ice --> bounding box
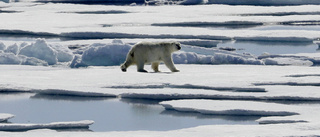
[106,83,266,93]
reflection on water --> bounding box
[0,93,258,132]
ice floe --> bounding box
[0,120,94,131]
[1,64,319,102]
[160,99,320,125]
[258,54,320,66]
[0,113,14,122]
[160,100,299,116]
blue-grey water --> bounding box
[0,93,259,132]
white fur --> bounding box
[121,41,181,72]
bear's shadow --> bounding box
[148,72,175,74]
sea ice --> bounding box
[160,100,299,116]
[259,54,320,66]
[4,44,19,55]
[0,42,5,51]
[160,99,320,125]
[0,2,320,136]
[80,42,131,66]
[0,52,20,64]
[0,120,94,131]
[49,44,74,62]
[19,39,58,65]
[0,64,320,136]
[0,113,14,122]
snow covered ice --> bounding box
[1,65,320,136]
[1,0,320,136]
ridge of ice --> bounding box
[19,39,58,65]
[0,39,74,66]
[0,38,318,67]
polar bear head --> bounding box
[168,41,181,52]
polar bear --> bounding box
[120,41,181,73]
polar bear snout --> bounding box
[120,64,127,72]
[176,44,181,50]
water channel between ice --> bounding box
[0,93,259,132]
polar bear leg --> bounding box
[151,62,160,72]
[163,56,179,72]
[137,61,148,73]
